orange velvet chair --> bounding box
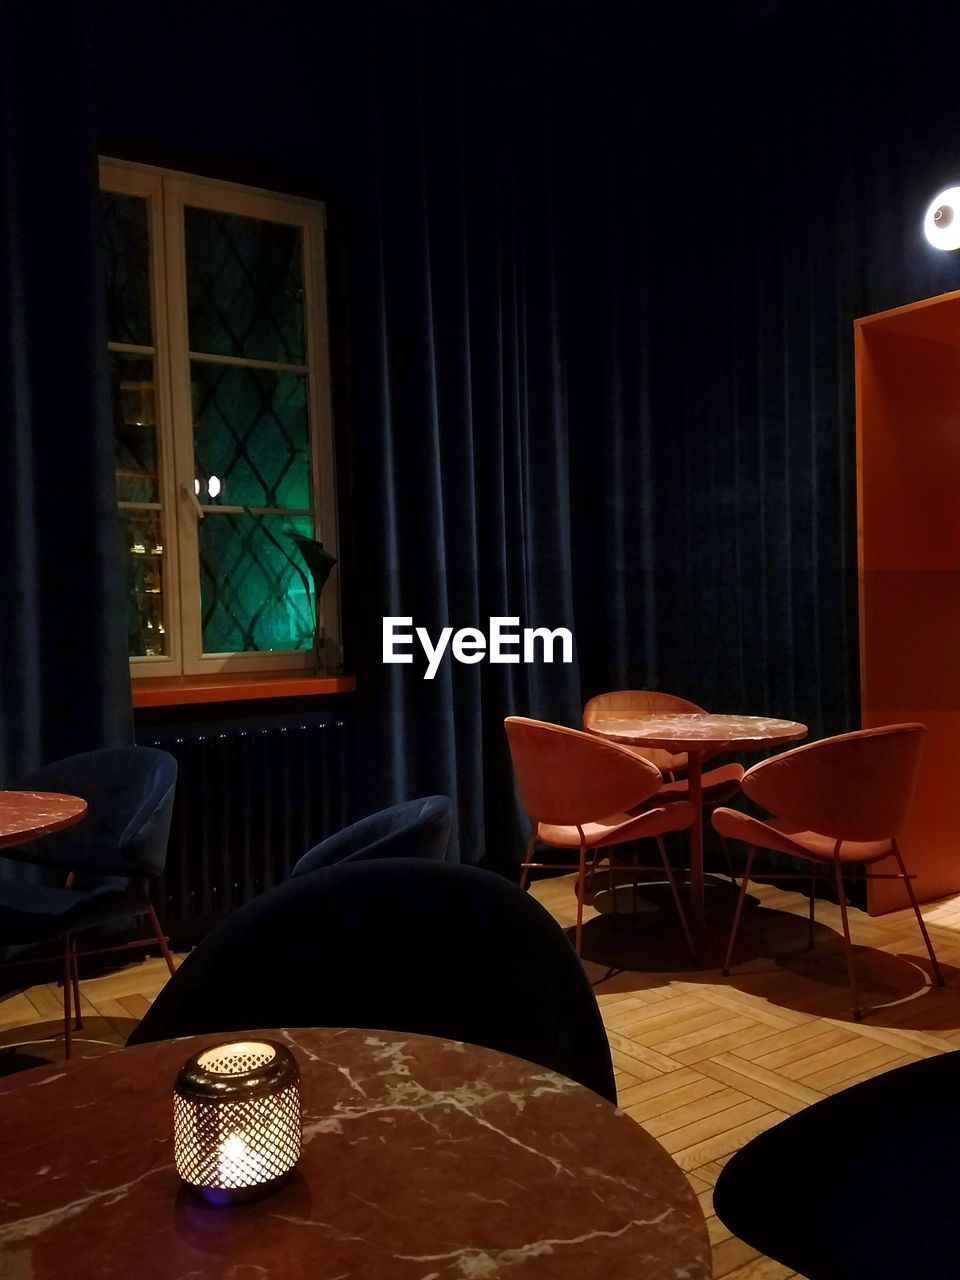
[713,723,945,1020]
[504,716,696,959]
[583,690,745,878]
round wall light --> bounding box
[173,1039,302,1206]
[923,187,960,250]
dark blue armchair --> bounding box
[291,795,453,875]
[128,858,616,1104]
[1,746,177,1056]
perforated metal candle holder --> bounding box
[174,1039,302,1205]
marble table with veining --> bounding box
[588,712,808,928]
[0,790,87,850]
[0,1026,712,1279]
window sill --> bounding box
[131,673,356,709]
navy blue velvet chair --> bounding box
[128,859,616,1103]
[2,746,177,1056]
[290,795,453,875]
[713,1051,960,1278]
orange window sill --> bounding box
[131,674,356,709]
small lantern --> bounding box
[173,1039,302,1205]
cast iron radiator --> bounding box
[139,715,351,947]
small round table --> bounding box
[0,1026,712,1279]
[0,790,87,850]
[588,712,807,928]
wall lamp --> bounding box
[923,187,960,250]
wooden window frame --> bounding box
[100,158,340,679]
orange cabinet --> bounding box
[856,290,960,912]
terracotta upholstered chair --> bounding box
[504,716,696,959]
[713,723,944,1020]
[583,690,745,880]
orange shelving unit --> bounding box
[856,288,960,912]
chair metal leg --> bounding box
[62,938,72,1060]
[70,943,83,1030]
[833,853,863,1021]
[574,832,588,957]
[717,831,737,885]
[808,864,817,950]
[892,840,945,987]
[520,830,537,892]
[522,829,537,890]
[519,829,542,890]
[147,904,176,978]
[586,844,601,895]
[609,851,619,915]
[632,847,639,915]
[655,836,698,962]
[723,846,755,976]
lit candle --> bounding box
[174,1040,302,1206]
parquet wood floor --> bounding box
[3,871,960,1280]
[533,872,960,1279]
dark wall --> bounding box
[92,0,960,863]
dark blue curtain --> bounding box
[341,0,960,864]
[26,0,960,867]
[0,1,132,783]
[345,10,585,865]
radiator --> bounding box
[140,715,351,947]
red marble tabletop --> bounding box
[589,712,808,753]
[0,1027,712,1279]
[0,791,87,850]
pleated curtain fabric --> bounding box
[344,13,585,864]
[11,0,960,867]
[340,1,960,864]
[0,0,132,785]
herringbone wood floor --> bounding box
[3,870,960,1279]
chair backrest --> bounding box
[17,746,177,878]
[742,723,926,841]
[127,859,617,1103]
[504,716,662,825]
[583,690,708,772]
[291,795,453,876]
[713,1048,960,1278]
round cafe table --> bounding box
[588,712,807,928]
[0,1026,712,1279]
[0,790,87,850]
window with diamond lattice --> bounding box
[99,160,338,678]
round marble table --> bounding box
[0,1026,712,1279]
[0,790,87,850]
[588,713,807,927]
